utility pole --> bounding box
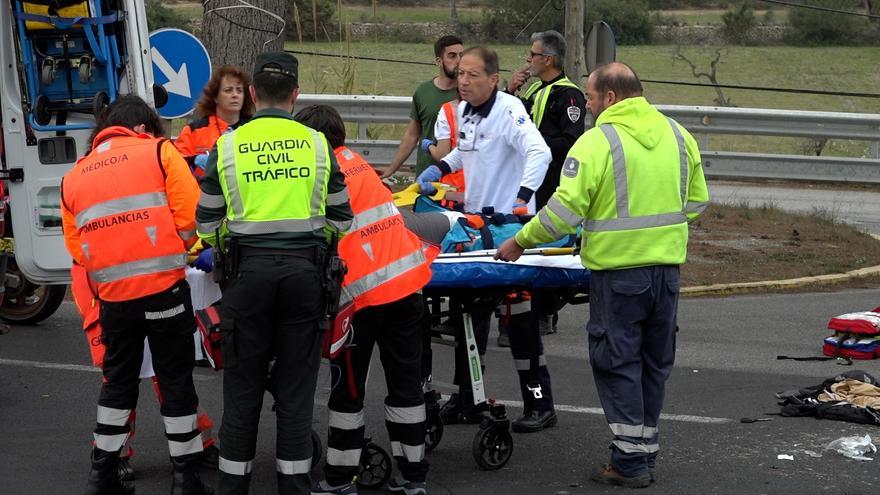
[564,0,585,85]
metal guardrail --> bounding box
[296,94,880,183]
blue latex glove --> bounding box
[420,138,436,154]
[194,153,209,170]
[193,248,213,272]
[416,165,442,195]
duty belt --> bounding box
[238,245,324,262]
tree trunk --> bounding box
[450,0,458,21]
[564,0,585,85]
[202,0,287,71]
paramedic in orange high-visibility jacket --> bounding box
[295,104,436,495]
[60,95,211,495]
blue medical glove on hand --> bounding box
[416,165,442,195]
[420,138,436,154]
[194,154,209,170]
[194,248,213,272]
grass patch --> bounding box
[684,202,880,285]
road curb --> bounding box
[682,234,880,296]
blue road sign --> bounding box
[149,28,212,119]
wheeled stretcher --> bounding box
[10,0,126,131]
[398,191,590,470]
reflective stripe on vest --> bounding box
[442,101,458,148]
[339,241,427,308]
[219,125,330,234]
[351,201,399,231]
[585,118,690,232]
[89,254,189,283]
[75,192,168,228]
[522,77,580,128]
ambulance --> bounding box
[0,0,162,323]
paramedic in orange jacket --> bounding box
[175,65,254,175]
[295,105,435,495]
[70,262,219,483]
[61,95,211,495]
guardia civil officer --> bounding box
[496,62,709,488]
[61,95,211,495]
[196,52,353,495]
[506,30,587,336]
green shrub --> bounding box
[285,0,336,40]
[483,0,653,44]
[146,0,191,31]
[586,0,653,45]
[787,0,879,45]
[721,1,755,44]
[482,0,564,42]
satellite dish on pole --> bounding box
[586,21,617,74]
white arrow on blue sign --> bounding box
[149,28,212,119]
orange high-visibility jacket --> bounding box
[61,126,200,302]
[439,101,465,191]
[174,114,230,158]
[335,146,435,310]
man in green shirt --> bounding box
[382,35,463,177]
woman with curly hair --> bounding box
[175,65,255,174]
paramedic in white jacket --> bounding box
[417,46,551,215]
[416,46,560,433]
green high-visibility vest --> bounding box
[522,76,580,128]
[216,118,332,236]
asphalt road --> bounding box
[709,180,880,235]
[2,288,880,495]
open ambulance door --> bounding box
[0,0,156,284]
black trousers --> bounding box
[324,293,428,484]
[96,280,201,458]
[218,252,324,495]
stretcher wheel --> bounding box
[310,429,323,467]
[472,424,513,470]
[34,94,52,126]
[425,410,443,452]
[356,441,391,490]
[78,57,92,84]
[40,58,55,85]
[93,91,109,116]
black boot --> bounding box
[85,449,135,495]
[170,455,213,495]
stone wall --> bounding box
[652,24,788,45]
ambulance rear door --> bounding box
[0,0,156,283]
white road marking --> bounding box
[427,380,732,424]
[0,358,215,381]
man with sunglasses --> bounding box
[506,31,587,338]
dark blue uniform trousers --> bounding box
[587,265,679,477]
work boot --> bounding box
[170,455,213,495]
[387,474,427,495]
[117,456,135,482]
[439,393,488,425]
[199,444,219,470]
[85,449,135,495]
[310,479,358,494]
[511,409,558,433]
[590,464,651,489]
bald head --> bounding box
[586,62,643,118]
